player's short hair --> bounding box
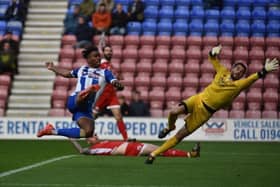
[82,45,99,58]
[232,61,248,74]
[102,45,112,52]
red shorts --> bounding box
[124,142,144,156]
[95,87,120,111]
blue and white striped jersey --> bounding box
[70,65,117,96]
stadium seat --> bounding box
[150,100,164,109]
[249,47,265,61]
[149,88,165,101]
[190,6,204,19]
[250,37,265,48]
[167,74,183,88]
[234,37,249,48]
[267,9,280,21]
[248,102,261,110]
[48,108,65,116]
[153,59,169,73]
[0,99,6,109]
[169,59,185,73]
[173,20,188,36]
[0,89,8,100]
[62,35,77,46]
[174,6,189,20]
[236,20,251,36]
[52,99,66,109]
[235,92,246,102]
[245,110,261,118]
[138,46,154,59]
[0,75,11,86]
[120,59,136,73]
[247,88,262,102]
[231,101,245,110]
[267,21,279,37]
[204,20,219,36]
[205,9,220,20]
[186,46,202,59]
[236,7,251,20]
[252,7,266,20]
[170,47,186,60]
[262,111,278,119]
[199,73,213,88]
[187,36,202,46]
[229,110,245,118]
[184,59,200,73]
[134,74,150,87]
[150,109,163,117]
[140,35,155,47]
[171,36,187,47]
[248,61,263,74]
[265,46,280,59]
[165,87,182,101]
[183,73,199,87]
[189,19,203,36]
[250,78,263,89]
[52,89,68,101]
[144,6,159,21]
[109,35,124,47]
[137,59,153,73]
[122,47,138,59]
[219,36,234,46]
[220,20,235,36]
[154,46,170,60]
[263,87,279,102]
[251,21,266,37]
[117,87,132,100]
[263,102,277,111]
[182,87,197,99]
[59,61,72,70]
[202,46,212,59]
[202,36,218,46]
[200,60,215,74]
[233,47,248,61]
[111,46,123,59]
[127,22,142,35]
[220,7,235,21]
[124,35,140,46]
[157,20,173,36]
[159,6,174,20]
[7,20,23,36]
[219,46,233,60]
[59,47,75,60]
[213,110,229,118]
[120,74,134,87]
[156,36,171,46]
[143,0,159,6]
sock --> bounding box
[57,128,83,138]
[151,136,179,157]
[117,120,128,141]
[167,113,177,130]
[162,149,189,157]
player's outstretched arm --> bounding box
[258,58,279,78]
[45,62,73,78]
[111,80,124,91]
[208,45,223,71]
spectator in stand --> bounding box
[5,0,27,22]
[75,16,93,48]
[127,0,144,22]
[0,31,19,54]
[0,42,17,74]
[79,0,95,21]
[119,95,129,116]
[64,5,80,34]
[129,90,150,117]
[110,3,128,35]
[92,3,112,35]
[97,0,115,12]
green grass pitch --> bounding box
[0,140,279,187]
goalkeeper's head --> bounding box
[231,61,247,80]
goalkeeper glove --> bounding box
[209,45,222,57]
[258,58,279,78]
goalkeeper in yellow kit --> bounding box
[145,45,279,164]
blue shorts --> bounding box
[67,94,94,121]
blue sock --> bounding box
[57,128,81,138]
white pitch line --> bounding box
[0,155,77,178]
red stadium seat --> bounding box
[202,36,218,46]
[248,61,263,74]
[52,89,68,101]
[165,87,182,101]
[171,36,187,47]
[169,59,184,74]
[150,75,166,88]
[263,102,277,111]
[0,99,6,109]
[117,87,132,100]
[93,35,109,46]
[153,59,169,73]
[263,73,279,89]
[124,35,140,47]
[265,47,280,59]
[150,101,164,109]
[265,37,280,48]
[138,46,154,59]
[165,101,178,109]
[140,35,155,47]
[213,109,229,118]
[52,99,66,108]
[61,35,77,46]
[220,59,232,69]
[219,36,234,47]
[229,110,245,118]
[0,75,11,86]
[111,58,121,73]
[231,101,245,110]
[150,109,163,117]
[123,47,138,59]
[181,87,197,99]
[75,48,84,60]
[48,108,65,116]
[111,45,123,59]
[199,73,214,88]
[149,87,165,101]
[263,89,278,102]
[234,37,249,48]
[156,36,171,46]
[54,76,70,88]
[120,59,136,73]
[250,37,265,48]
[109,35,124,47]
[262,111,278,118]
[167,74,183,88]
[247,102,261,110]
[154,46,170,60]
[59,47,75,60]
[245,110,261,118]
[234,92,246,102]
[186,46,202,60]
[0,108,4,116]
[120,74,134,87]
[170,46,186,60]
[137,59,152,73]
[183,73,199,87]
[220,46,233,60]
[202,46,213,59]
[187,36,202,47]
[134,74,150,87]
[184,59,200,73]
[59,61,72,70]
[233,47,248,61]
[246,88,262,102]
[249,46,265,61]
[200,59,215,74]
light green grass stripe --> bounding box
[0,184,185,187]
[0,155,77,178]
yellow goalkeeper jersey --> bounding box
[200,56,259,110]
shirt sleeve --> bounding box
[104,69,117,83]
[208,55,226,73]
[70,67,80,78]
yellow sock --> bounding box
[151,136,179,157]
[167,113,177,130]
